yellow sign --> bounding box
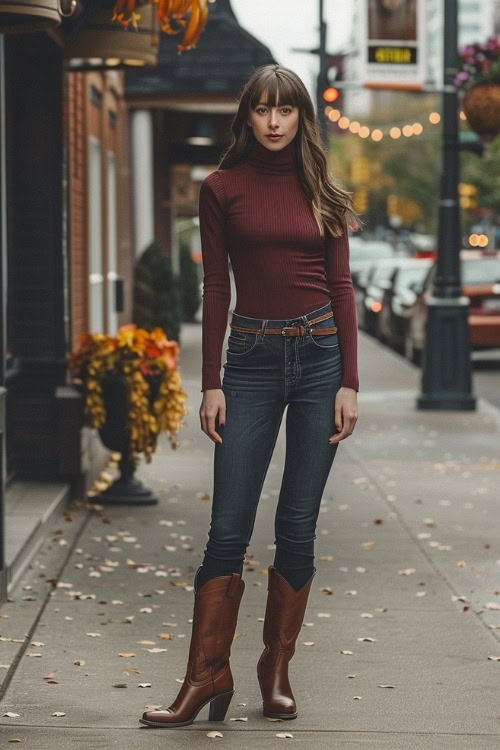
[373,47,413,64]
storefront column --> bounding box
[130,109,154,258]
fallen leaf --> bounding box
[276,732,293,738]
[378,684,395,688]
[113,683,127,688]
[138,683,152,688]
[145,648,167,654]
[302,642,315,646]
[357,637,376,642]
[52,712,66,717]
[353,696,362,700]
[206,731,223,738]
[398,568,416,576]
[3,712,20,718]
[340,650,353,655]
[229,717,248,721]
[7,739,23,743]
[119,652,136,658]
[487,656,500,661]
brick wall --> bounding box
[66,70,133,350]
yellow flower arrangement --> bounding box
[69,325,188,462]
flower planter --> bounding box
[462,83,500,138]
[0,0,60,33]
[94,374,160,506]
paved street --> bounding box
[1,323,499,749]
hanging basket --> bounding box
[0,0,60,33]
[64,1,158,69]
[462,83,500,139]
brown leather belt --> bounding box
[230,310,337,337]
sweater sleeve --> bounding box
[199,171,231,392]
[324,229,359,392]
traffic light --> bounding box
[387,194,399,216]
[351,157,370,186]
[318,54,344,114]
[322,86,339,103]
[353,188,368,213]
[458,182,477,210]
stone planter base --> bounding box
[94,374,160,506]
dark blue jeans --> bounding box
[195,301,343,593]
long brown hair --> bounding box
[218,64,362,238]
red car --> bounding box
[405,250,500,364]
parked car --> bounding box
[349,239,395,286]
[405,250,500,364]
[377,257,434,350]
[360,256,410,335]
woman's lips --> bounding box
[266,134,282,140]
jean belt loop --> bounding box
[303,313,311,337]
[259,319,267,340]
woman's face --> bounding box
[246,92,299,151]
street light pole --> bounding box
[417,0,476,410]
[316,0,329,148]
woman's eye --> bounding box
[256,107,291,114]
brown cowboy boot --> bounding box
[140,571,245,728]
[256,564,315,719]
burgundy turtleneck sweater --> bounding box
[198,137,359,393]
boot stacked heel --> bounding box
[140,573,244,728]
[208,690,235,721]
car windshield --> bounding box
[463,257,500,284]
[350,244,394,262]
[394,265,430,292]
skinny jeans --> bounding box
[195,301,343,593]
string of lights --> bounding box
[325,105,468,141]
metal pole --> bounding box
[0,36,8,600]
[316,0,328,148]
[416,0,475,410]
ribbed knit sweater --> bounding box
[198,136,359,393]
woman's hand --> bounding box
[200,389,226,444]
[329,387,358,444]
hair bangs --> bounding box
[249,72,301,110]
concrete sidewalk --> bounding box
[1,325,499,749]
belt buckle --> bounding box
[281,325,304,336]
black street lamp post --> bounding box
[417,0,476,410]
[316,0,328,147]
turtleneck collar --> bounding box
[246,137,298,176]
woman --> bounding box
[140,63,360,729]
